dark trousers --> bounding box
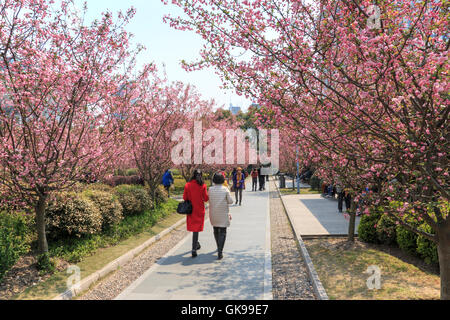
[345,194,352,211]
[259,178,265,190]
[164,185,170,197]
[192,232,200,251]
[213,227,227,254]
[338,192,344,212]
[252,178,258,191]
[235,188,243,204]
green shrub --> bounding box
[49,199,179,263]
[36,252,56,275]
[85,183,113,192]
[83,189,123,230]
[125,168,139,176]
[396,225,419,256]
[0,212,32,282]
[416,223,439,265]
[151,185,169,204]
[46,192,102,239]
[172,174,183,180]
[376,215,397,245]
[358,209,382,244]
[114,185,152,216]
[309,176,321,191]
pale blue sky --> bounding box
[72,0,253,110]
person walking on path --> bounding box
[208,172,234,260]
[232,167,245,206]
[344,189,352,212]
[251,168,259,191]
[183,169,209,258]
[336,183,344,213]
[258,167,266,191]
[162,169,174,197]
[321,182,328,195]
[219,169,229,188]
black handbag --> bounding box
[177,200,193,215]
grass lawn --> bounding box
[13,200,184,300]
[304,238,440,300]
[279,188,321,195]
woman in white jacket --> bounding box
[209,172,234,260]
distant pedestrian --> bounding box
[251,168,259,191]
[232,167,245,206]
[162,169,174,197]
[183,169,209,258]
[219,169,228,188]
[209,172,234,260]
[336,183,344,213]
[258,167,266,191]
[344,190,352,212]
[327,184,334,198]
[356,187,370,217]
[322,182,328,195]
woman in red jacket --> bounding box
[183,169,209,258]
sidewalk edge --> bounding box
[274,179,329,300]
[263,182,273,300]
[52,216,187,300]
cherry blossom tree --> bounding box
[173,104,246,183]
[0,0,139,254]
[120,71,216,199]
[164,0,449,299]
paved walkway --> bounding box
[281,193,361,236]
[283,180,311,189]
[115,180,272,300]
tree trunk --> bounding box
[348,200,357,242]
[437,225,450,300]
[35,194,48,254]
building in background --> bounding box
[229,103,241,115]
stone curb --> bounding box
[273,179,329,300]
[52,216,187,300]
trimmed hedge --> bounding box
[358,209,382,244]
[85,183,114,192]
[0,212,32,282]
[103,175,145,187]
[83,189,123,230]
[125,168,139,176]
[114,185,152,216]
[46,192,103,239]
[358,207,439,266]
[2,181,172,278]
[309,175,322,191]
[417,223,439,265]
[376,215,397,245]
[48,199,179,263]
[396,225,419,256]
[152,185,169,205]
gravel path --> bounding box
[78,223,189,300]
[269,179,316,300]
